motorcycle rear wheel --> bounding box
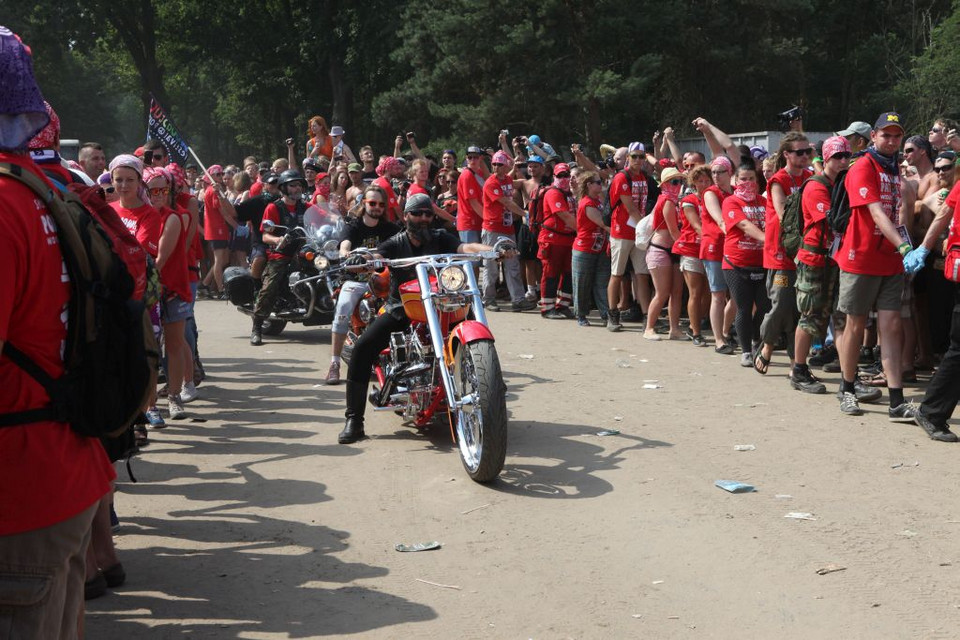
[262,319,287,336]
[453,339,507,483]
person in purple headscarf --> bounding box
[0,25,117,636]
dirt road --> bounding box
[87,299,960,639]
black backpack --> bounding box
[0,164,159,439]
[826,168,852,234]
[601,169,632,226]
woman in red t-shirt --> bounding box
[702,156,738,353]
[643,168,685,340]
[406,159,455,228]
[675,164,713,346]
[146,167,193,420]
[721,164,771,365]
[571,171,611,326]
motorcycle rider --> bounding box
[324,185,401,385]
[338,193,512,444]
[250,169,311,346]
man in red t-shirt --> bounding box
[606,142,652,331]
[791,136,852,395]
[456,145,486,244]
[250,169,310,345]
[480,151,535,311]
[0,31,115,636]
[753,133,813,375]
[538,163,577,318]
[836,112,917,420]
[901,170,960,441]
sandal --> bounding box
[753,349,770,375]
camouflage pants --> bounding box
[254,258,290,318]
[796,261,839,341]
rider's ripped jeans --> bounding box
[345,310,410,420]
[254,258,291,318]
[332,280,371,335]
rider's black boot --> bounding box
[250,317,263,346]
[339,381,367,444]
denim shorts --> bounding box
[162,294,192,323]
[703,259,727,292]
[458,229,481,245]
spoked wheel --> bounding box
[453,340,507,483]
[261,319,287,336]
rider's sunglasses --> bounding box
[408,211,434,219]
[364,200,386,208]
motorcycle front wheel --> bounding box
[453,339,508,483]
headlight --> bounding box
[439,266,467,292]
[314,255,330,270]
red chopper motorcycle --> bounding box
[344,248,510,482]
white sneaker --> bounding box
[168,394,187,420]
[181,381,198,403]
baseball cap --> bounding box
[874,112,904,132]
[404,193,433,213]
[553,162,571,175]
[836,121,872,139]
[347,162,362,172]
[330,125,345,137]
[527,155,544,164]
[749,145,769,161]
[466,145,483,155]
[258,161,271,174]
[302,158,319,170]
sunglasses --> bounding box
[587,179,602,185]
[101,186,115,194]
[210,172,223,177]
[629,153,644,159]
[711,169,729,175]
[364,200,386,208]
[556,172,570,178]
[903,147,917,154]
[931,126,944,134]
[831,152,853,160]
[667,179,682,186]
[408,210,434,218]
[149,187,170,196]
[787,148,814,156]
[492,162,503,167]
[934,165,954,173]
[466,155,481,160]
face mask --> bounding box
[660,180,682,202]
[316,182,331,197]
[734,180,757,201]
[554,177,571,192]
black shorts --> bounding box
[209,239,229,250]
[517,224,539,260]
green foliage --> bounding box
[4,0,956,162]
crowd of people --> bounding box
[2,23,960,639]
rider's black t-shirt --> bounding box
[377,229,461,316]
[234,194,281,244]
[341,216,401,251]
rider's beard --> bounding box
[406,220,432,244]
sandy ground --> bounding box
[85,298,960,639]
